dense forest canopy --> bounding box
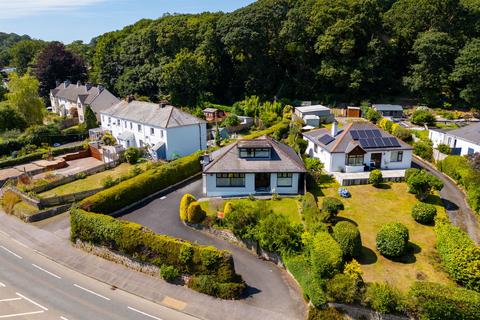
[1,0,480,109]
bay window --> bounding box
[346,154,364,166]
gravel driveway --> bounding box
[121,178,306,320]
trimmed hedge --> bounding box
[81,152,202,214]
[187,202,206,223]
[179,194,196,221]
[332,221,362,259]
[284,254,327,307]
[411,202,437,224]
[410,282,480,320]
[364,282,405,314]
[70,209,244,298]
[376,222,409,258]
[435,219,480,292]
[0,144,85,169]
[188,275,245,299]
[310,232,344,279]
[242,120,289,140]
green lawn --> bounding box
[13,201,38,216]
[39,163,144,198]
[200,197,301,223]
[320,182,452,292]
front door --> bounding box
[371,153,382,168]
[255,173,271,192]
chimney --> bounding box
[331,120,338,137]
[85,83,92,91]
[63,80,71,88]
[77,80,81,87]
[159,100,169,108]
[98,85,104,93]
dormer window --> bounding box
[239,148,271,159]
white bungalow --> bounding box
[429,122,480,156]
[304,121,412,175]
[202,136,306,197]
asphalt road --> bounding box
[122,178,306,320]
[0,230,198,320]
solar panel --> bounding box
[382,137,393,147]
[365,130,375,138]
[376,138,385,147]
[350,130,359,140]
[358,130,367,139]
[389,137,400,147]
[318,134,335,145]
[369,138,377,147]
[359,139,368,148]
[372,130,382,138]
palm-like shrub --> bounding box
[376,222,409,258]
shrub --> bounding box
[414,140,433,161]
[332,221,362,259]
[364,282,404,314]
[187,202,206,223]
[101,132,117,146]
[70,209,244,298]
[101,176,116,188]
[188,275,246,300]
[124,147,141,164]
[368,169,383,187]
[307,307,346,320]
[302,193,326,232]
[223,201,265,240]
[437,144,451,155]
[1,191,20,214]
[411,202,437,224]
[378,118,393,133]
[364,108,382,123]
[326,273,361,304]
[310,232,344,279]
[284,254,327,307]
[128,165,144,177]
[467,186,480,213]
[160,265,180,282]
[253,213,303,255]
[436,155,471,185]
[322,197,344,222]
[405,168,443,200]
[411,109,435,125]
[409,282,480,320]
[80,153,201,213]
[376,222,409,258]
[435,219,480,292]
[179,194,196,221]
[392,125,412,141]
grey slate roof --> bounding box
[203,136,307,174]
[303,121,412,153]
[101,100,206,128]
[372,104,403,112]
[442,122,480,145]
[51,82,119,114]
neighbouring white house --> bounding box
[304,121,413,174]
[202,136,306,197]
[429,122,480,156]
[100,99,207,160]
[294,105,333,126]
[372,104,404,118]
[50,80,119,123]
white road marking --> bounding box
[73,284,110,301]
[160,196,166,200]
[127,307,164,320]
[15,292,48,311]
[0,246,22,259]
[0,230,9,237]
[11,239,28,249]
[0,311,44,318]
[0,298,21,302]
[32,264,62,279]
[60,317,69,320]
[0,282,5,287]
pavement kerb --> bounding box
[0,217,205,320]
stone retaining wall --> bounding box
[39,188,105,207]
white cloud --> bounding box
[0,0,108,19]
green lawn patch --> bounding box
[200,197,301,223]
[39,163,145,197]
[320,182,452,292]
[13,201,38,216]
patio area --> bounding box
[332,169,406,186]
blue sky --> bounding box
[0,0,256,43]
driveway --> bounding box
[413,158,480,244]
[122,178,306,320]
